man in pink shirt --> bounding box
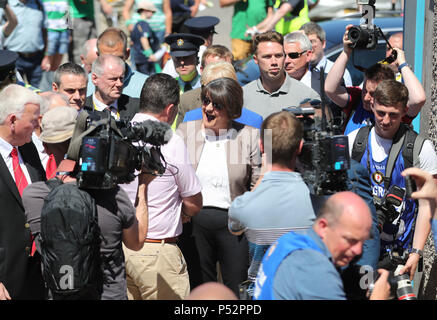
[121,73,203,300]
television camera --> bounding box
[66,110,173,189]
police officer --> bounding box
[0,49,40,92]
[164,33,204,94]
[162,16,220,78]
[0,49,18,90]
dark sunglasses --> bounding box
[286,50,307,59]
[201,97,223,111]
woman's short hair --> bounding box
[201,61,237,85]
[201,77,243,120]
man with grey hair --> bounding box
[52,62,88,111]
[283,31,313,83]
[85,54,139,121]
[80,38,98,74]
[284,30,345,127]
[300,21,352,86]
[0,84,46,300]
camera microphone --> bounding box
[126,120,173,146]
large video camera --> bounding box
[283,99,350,196]
[67,110,172,189]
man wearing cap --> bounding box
[87,27,148,99]
[0,84,46,300]
[22,106,156,300]
[164,33,204,94]
[130,0,166,75]
[162,16,219,78]
[85,54,139,122]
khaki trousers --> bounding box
[124,242,190,300]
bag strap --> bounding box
[383,124,408,187]
[45,177,64,191]
[351,125,372,163]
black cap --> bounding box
[164,33,205,57]
[0,50,18,81]
[183,16,220,38]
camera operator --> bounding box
[347,80,437,280]
[121,73,203,300]
[325,25,426,135]
[228,111,316,299]
[254,191,391,300]
[22,106,155,300]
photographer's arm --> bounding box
[324,25,354,108]
[400,198,431,280]
[122,173,155,251]
[392,48,426,119]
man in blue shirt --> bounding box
[254,191,391,300]
[2,0,45,88]
[229,111,316,299]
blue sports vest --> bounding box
[360,131,417,251]
[253,232,322,300]
[344,101,374,135]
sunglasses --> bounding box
[286,50,307,59]
[201,97,223,111]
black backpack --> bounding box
[40,178,102,300]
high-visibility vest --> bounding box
[274,0,310,35]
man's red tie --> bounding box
[11,147,28,195]
[11,148,35,255]
[45,154,57,180]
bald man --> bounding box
[185,282,238,300]
[80,38,98,74]
[86,28,148,98]
[254,191,391,300]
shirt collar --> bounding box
[311,56,327,72]
[0,135,15,161]
[306,228,333,261]
[92,93,118,111]
[256,73,290,95]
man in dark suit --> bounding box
[85,54,139,121]
[0,84,46,300]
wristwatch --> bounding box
[410,248,423,258]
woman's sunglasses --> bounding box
[201,97,223,111]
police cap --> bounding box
[183,16,220,38]
[164,33,205,57]
[0,50,18,81]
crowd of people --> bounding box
[0,0,436,302]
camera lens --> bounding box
[347,26,370,49]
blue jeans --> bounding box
[16,51,44,88]
[46,30,70,55]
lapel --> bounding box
[310,68,321,94]
[117,94,139,121]
[19,142,45,183]
[0,151,23,206]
